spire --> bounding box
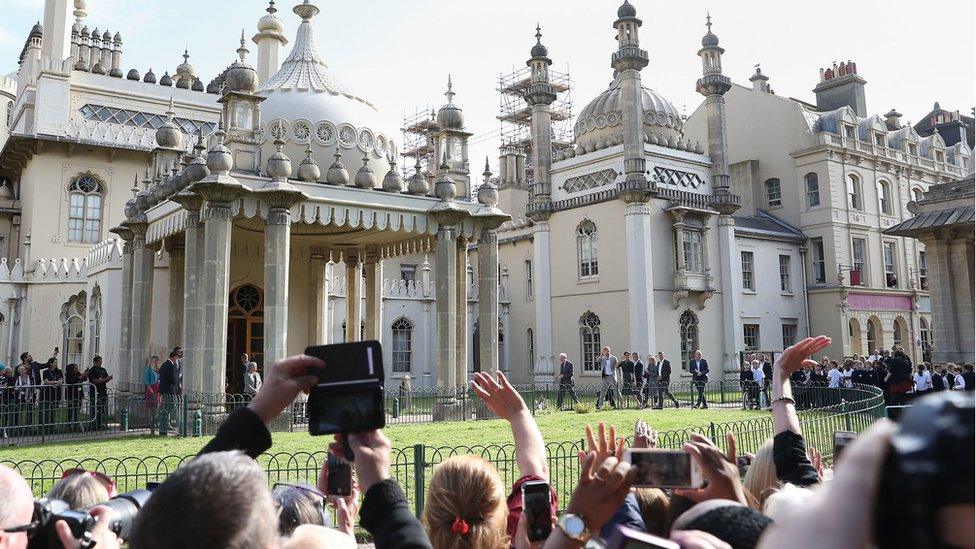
[182,47,189,64]
[701,12,720,48]
[237,28,249,61]
[293,0,320,21]
[445,74,454,104]
[166,95,175,120]
[706,12,712,32]
[483,156,491,181]
[267,0,277,14]
[530,23,549,58]
[131,174,140,196]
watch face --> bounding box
[563,514,585,536]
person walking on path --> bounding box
[555,353,580,410]
[689,350,709,408]
[596,347,620,410]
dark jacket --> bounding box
[559,360,575,384]
[963,371,975,391]
[632,360,645,384]
[931,372,946,391]
[762,361,773,383]
[851,369,876,386]
[657,359,672,384]
[689,358,709,382]
[600,492,646,540]
[199,408,432,549]
[886,354,913,387]
[159,359,181,396]
[772,430,820,488]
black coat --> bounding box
[886,355,913,386]
[689,358,709,382]
[159,360,181,395]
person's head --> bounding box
[0,465,34,549]
[47,471,111,509]
[169,350,180,361]
[92,355,102,367]
[953,365,963,374]
[740,362,750,372]
[964,364,974,373]
[423,454,508,549]
[844,359,854,369]
[647,356,656,366]
[150,355,160,367]
[602,346,610,357]
[49,358,59,369]
[935,364,945,373]
[130,451,277,549]
[821,355,829,364]
[762,483,817,522]
[694,350,702,360]
[632,352,640,362]
[558,353,567,364]
[66,363,79,375]
[248,362,258,374]
[746,353,755,363]
[751,360,761,370]
[174,347,183,358]
[16,365,27,376]
[241,353,249,363]
[0,366,11,378]
[271,484,328,536]
[742,439,776,509]
[657,352,665,361]
[917,364,926,373]
[623,352,631,360]
[633,487,671,537]
[673,499,772,549]
[18,352,29,365]
[829,360,839,370]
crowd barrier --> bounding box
[3,384,886,515]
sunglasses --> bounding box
[2,521,38,538]
[61,468,117,498]
[272,483,331,527]
[272,482,326,501]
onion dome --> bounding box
[530,24,548,58]
[257,1,285,34]
[354,152,375,189]
[266,138,293,179]
[154,97,183,149]
[617,0,637,18]
[143,68,156,83]
[102,29,111,42]
[435,75,464,130]
[574,72,682,152]
[91,61,105,75]
[190,77,203,91]
[186,134,210,182]
[126,68,140,80]
[159,71,173,86]
[113,31,122,43]
[407,157,429,195]
[225,30,259,93]
[477,157,499,208]
[124,177,139,218]
[175,49,194,87]
[325,151,349,185]
[206,79,221,94]
[297,146,321,182]
[206,126,234,174]
[433,153,457,201]
[701,13,719,47]
[381,159,403,192]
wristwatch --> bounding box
[556,513,591,543]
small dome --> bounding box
[354,153,376,189]
[176,50,193,77]
[258,2,285,33]
[159,72,173,86]
[297,147,321,182]
[143,68,156,83]
[325,151,349,186]
[266,139,293,179]
[530,25,548,58]
[407,159,428,195]
[382,161,403,192]
[574,73,683,152]
[126,68,140,80]
[191,77,204,92]
[226,34,259,93]
[701,30,719,48]
[113,31,122,43]
[155,100,184,149]
[617,0,637,18]
[436,76,464,130]
[206,130,234,173]
[206,79,221,94]
[102,30,111,41]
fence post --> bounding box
[709,422,717,442]
[720,381,726,404]
[842,400,852,431]
[413,444,426,517]
[181,397,189,437]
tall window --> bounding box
[577,220,599,279]
[765,178,782,207]
[527,328,536,373]
[743,324,760,350]
[682,230,704,273]
[852,238,866,285]
[67,175,104,243]
[579,312,601,372]
[866,318,879,354]
[779,255,792,292]
[805,172,820,208]
[399,264,416,283]
[89,286,102,356]
[782,323,797,349]
[878,180,893,215]
[741,251,755,291]
[847,174,862,210]
[908,143,917,156]
[920,317,930,352]
[849,319,863,356]
[391,317,413,373]
[61,292,87,366]
[893,317,905,348]
[883,241,897,288]
[524,259,533,300]
[811,238,826,284]
[911,188,924,202]
[679,310,699,370]
[918,251,928,289]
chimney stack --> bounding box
[884,109,902,130]
[813,59,867,115]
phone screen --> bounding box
[522,480,552,542]
[833,430,857,461]
[627,449,697,488]
[326,454,352,496]
[308,388,384,435]
[305,342,386,436]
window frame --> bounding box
[918,251,928,290]
[679,310,699,370]
[524,259,533,300]
[579,312,601,373]
[399,264,417,284]
[781,323,797,349]
[682,229,704,274]
[778,254,792,293]
[741,251,755,291]
[878,180,893,215]
[811,238,827,284]
[847,174,863,211]
[743,324,760,351]
[67,175,104,244]
[851,237,867,285]
[390,317,413,374]
[527,328,536,373]
[764,178,782,208]
[576,220,599,280]
[883,241,897,288]
[804,172,820,208]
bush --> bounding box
[574,402,594,414]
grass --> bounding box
[0,407,763,464]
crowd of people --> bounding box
[1,335,971,549]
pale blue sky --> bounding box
[1,0,973,172]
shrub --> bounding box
[574,402,594,414]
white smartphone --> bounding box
[623,448,705,489]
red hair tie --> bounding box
[451,517,470,535]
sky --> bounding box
[1,0,973,174]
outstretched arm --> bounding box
[471,371,548,479]
[771,336,830,435]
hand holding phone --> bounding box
[624,448,704,489]
[833,430,857,461]
[325,454,352,496]
[522,480,552,542]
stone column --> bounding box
[435,224,458,389]
[110,227,134,390]
[925,236,954,364]
[263,207,292,364]
[199,201,234,394]
[128,223,154,389]
[344,252,362,342]
[948,236,975,363]
[363,248,383,342]
[478,229,500,372]
[183,205,205,394]
[456,238,469,384]
[717,215,742,374]
[623,201,656,358]
[167,241,185,351]
[309,251,328,345]
[532,221,553,381]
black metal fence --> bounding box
[1,380,849,446]
[3,384,886,514]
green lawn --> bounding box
[1,407,763,464]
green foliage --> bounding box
[574,402,594,414]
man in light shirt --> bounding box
[595,346,620,410]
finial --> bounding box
[706,12,712,31]
[334,150,342,162]
[440,150,450,170]
[535,23,542,43]
[267,0,277,14]
[183,47,189,64]
[483,156,492,182]
[131,174,139,196]
[293,0,320,20]
[274,137,284,153]
[237,29,249,61]
[194,132,205,154]
[445,75,455,103]
[166,95,175,119]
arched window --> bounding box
[893,317,906,349]
[89,285,102,356]
[679,310,699,370]
[577,220,599,279]
[805,172,820,208]
[526,328,535,373]
[847,174,862,210]
[391,317,413,373]
[67,175,104,243]
[340,320,366,343]
[911,187,923,202]
[765,178,782,207]
[878,180,893,215]
[866,318,879,354]
[579,312,601,372]
[61,291,87,366]
[919,317,931,354]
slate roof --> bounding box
[734,210,807,242]
[885,175,975,237]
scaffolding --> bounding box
[400,105,437,175]
[496,65,573,152]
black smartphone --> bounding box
[736,455,752,477]
[305,341,385,436]
[522,480,552,542]
[326,454,352,496]
[833,430,857,461]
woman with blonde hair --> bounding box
[742,439,777,509]
[48,469,115,508]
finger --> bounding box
[689,433,717,448]
[317,459,329,494]
[595,456,619,481]
[614,465,639,500]
[514,512,529,549]
[579,451,597,483]
[470,380,492,400]
[497,370,516,392]
[726,432,737,464]
[276,355,325,377]
[608,424,618,455]
[598,422,608,455]
[683,442,708,478]
[55,520,77,549]
[605,460,631,492]
[615,437,626,460]
[585,424,597,453]
[672,487,706,503]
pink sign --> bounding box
[847,293,913,311]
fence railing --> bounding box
[1,380,851,446]
[3,384,886,514]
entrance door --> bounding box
[226,284,264,393]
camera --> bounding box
[305,341,386,437]
[623,448,704,489]
[29,489,152,548]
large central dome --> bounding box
[573,73,683,152]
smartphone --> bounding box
[624,448,704,489]
[522,480,552,542]
[736,455,752,477]
[326,454,352,496]
[833,430,857,461]
[607,525,681,549]
[305,341,386,436]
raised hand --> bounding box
[674,434,748,506]
[774,337,831,378]
[470,370,528,420]
[564,452,637,538]
[583,422,625,468]
[330,430,392,493]
[248,354,324,424]
[633,419,658,449]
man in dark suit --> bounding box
[962,363,975,391]
[632,352,646,408]
[655,352,679,408]
[689,350,709,408]
[761,354,773,405]
[159,350,182,430]
[555,353,579,410]
[237,353,250,394]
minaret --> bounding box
[611,0,651,197]
[524,25,556,220]
[696,14,741,376]
[749,64,770,93]
[40,0,71,62]
[432,75,472,198]
[253,0,289,83]
[219,31,265,173]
